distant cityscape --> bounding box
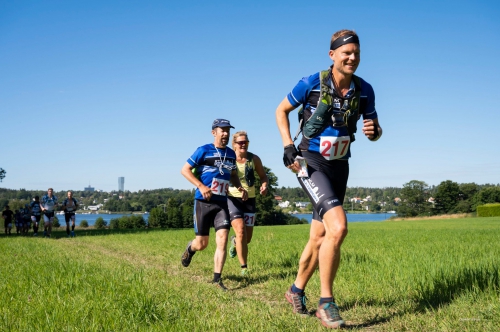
[84,177,125,192]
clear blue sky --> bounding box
[1,0,499,192]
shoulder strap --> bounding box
[293,69,332,141]
[246,152,254,165]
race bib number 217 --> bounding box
[319,136,350,160]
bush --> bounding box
[80,219,89,228]
[477,203,500,217]
[94,217,107,229]
[109,218,120,229]
[109,215,146,229]
[52,216,61,228]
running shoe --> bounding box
[181,241,193,267]
[285,287,308,315]
[43,231,47,237]
[71,231,75,237]
[33,233,38,237]
[316,302,345,329]
[229,235,236,258]
[212,278,228,291]
[241,268,249,276]
[67,234,70,238]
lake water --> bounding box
[62,213,149,226]
[293,212,396,223]
[67,212,395,226]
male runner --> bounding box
[40,188,58,238]
[30,196,42,236]
[62,191,78,237]
[276,29,382,328]
[22,204,31,235]
[2,205,14,235]
[180,118,248,291]
[14,209,23,234]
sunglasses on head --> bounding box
[235,141,249,146]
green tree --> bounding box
[80,220,89,228]
[180,196,194,228]
[254,166,279,226]
[148,207,168,228]
[473,187,500,208]
[166,198,182,228]
[398,180,432,217]
[434,180,460,214]
[0,168,5,182]
[460,183,479,200]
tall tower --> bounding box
[118,177,125,192]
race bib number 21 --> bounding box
[320,136,350,160]
[211,178,230,196]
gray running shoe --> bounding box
[316,302,345,329]
[181,241,194,267]
[285,287,308,315]
[212,279,228,291]
[229,235,236,258]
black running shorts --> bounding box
[65,212,76,223]
[193,199,231,236]
[297,151,349,221]
[227,197,257,226]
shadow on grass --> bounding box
[227,270,297,290]
[338,265,499,328]
[415,265,499,310]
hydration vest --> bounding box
[244,152,255,187]
[295,68,367,143]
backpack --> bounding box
[294,69,367,142]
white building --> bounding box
[87,204,104,211]
[295,202,310,208]
[278,201,290,208]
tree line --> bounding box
[2,176,499,225]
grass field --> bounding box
[1,217,499,331]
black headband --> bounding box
[330,34,360,50]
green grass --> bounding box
[1,217,499,331]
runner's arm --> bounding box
[275,97,301,172]
[275,97,297,147]
[362,118,383,141]
[180,162,212,201]
[230,170,248,201]
[252,154,269,195]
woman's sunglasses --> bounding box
[235,141,249,146]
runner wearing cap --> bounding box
[180,118,248,291]
[276,29,382,328]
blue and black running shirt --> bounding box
[187,144,237,201]
[287,71,377,160]
[30,201,41,216]
[41,194,58,211]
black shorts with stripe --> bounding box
[297,151,349,221]
[193,199,231,236]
